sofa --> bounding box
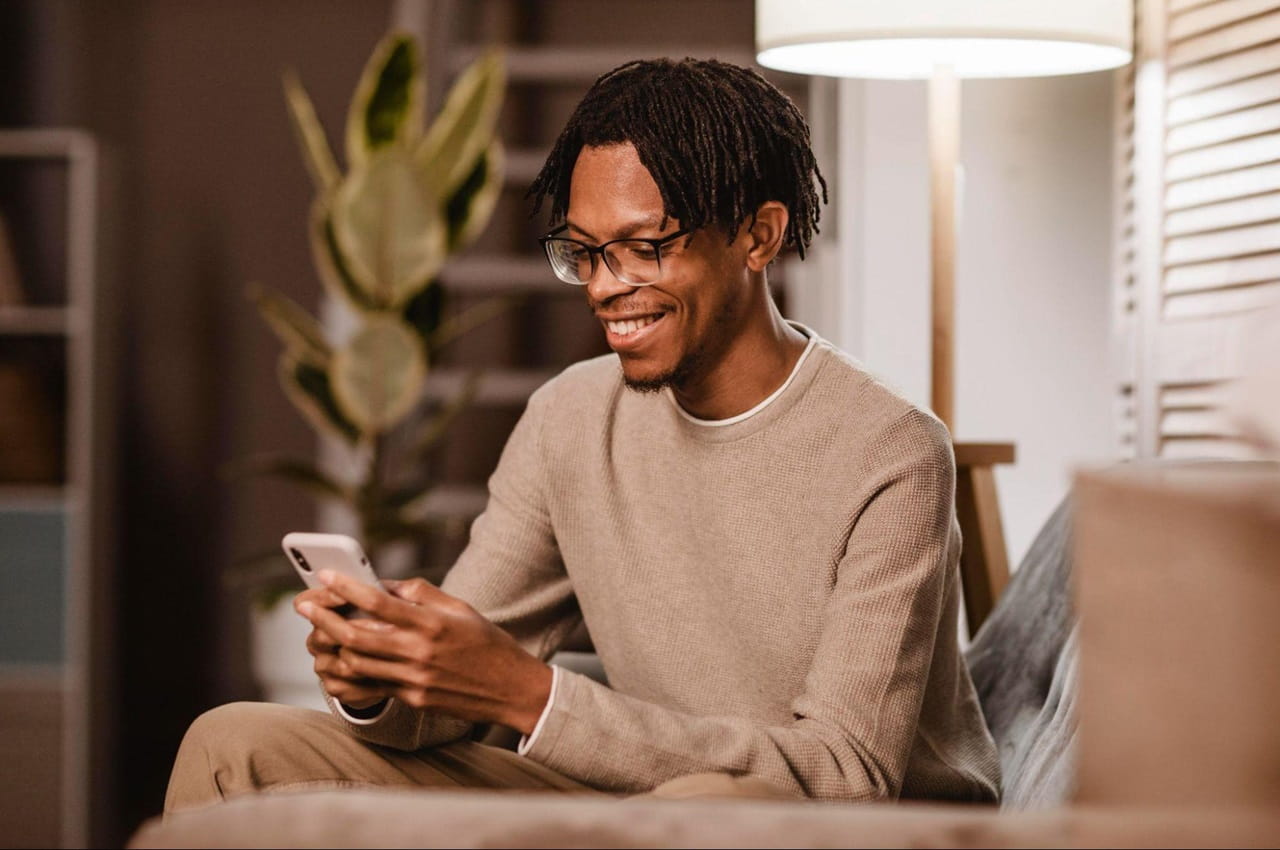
[129,462,1280,848]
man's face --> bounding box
[566,142,752,393]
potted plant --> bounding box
[229,32,508,707]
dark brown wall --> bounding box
[18,1,392,840]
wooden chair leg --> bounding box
[956,463,1012,637]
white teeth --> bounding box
[606,315,659,336]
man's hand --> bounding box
[296,572,554,735]
[293,585,392,710]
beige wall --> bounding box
[794,72,1117,569]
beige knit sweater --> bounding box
[331,332,1001,803]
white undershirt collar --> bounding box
[666,330,818,428]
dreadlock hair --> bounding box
[527,57,828,259]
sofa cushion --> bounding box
[964,497,1077,810]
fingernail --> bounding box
[317,570,335,586]
[297,601,314,617]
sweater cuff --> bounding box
[516,664,560,756]
[334,698,392,726]
[517,666,584,770]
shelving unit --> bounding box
[0,127,105,849]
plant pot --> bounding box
[249,598,328,712]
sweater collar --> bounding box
[662,322,829,443]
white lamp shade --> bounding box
[756,0,1133,79]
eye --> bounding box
[627,244,659,261]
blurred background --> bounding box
[3,0,1271,846]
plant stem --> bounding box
[365,432,388,566]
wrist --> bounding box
[508,660,554,735]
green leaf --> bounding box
[345,33,424,168]
[280,353,361,443]
[309,200,378,311]
[221,453,351,500]
[445,140,504,252]
[416,48,505,199]
[329,313,429,435]
[282,69,340,192]
[331,149,447,306]
[248,283,330,365]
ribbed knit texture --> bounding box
[332,331,1001,802]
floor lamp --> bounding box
[757,0,1132,632]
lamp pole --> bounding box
[928,64,959,430]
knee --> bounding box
[177,701,307,764]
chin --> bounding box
[620,361,676,394]
[619,349,702,394]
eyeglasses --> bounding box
[539,225,692,286]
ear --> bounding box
[744,201,789,272]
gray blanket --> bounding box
[965,498,1077,809]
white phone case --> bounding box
[282,532,384,593]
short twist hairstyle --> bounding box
[527,57,827,259]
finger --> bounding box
[307,603,417,661]
[337,647,433,691]
[385,577,452,607]
[315,645,393,686]
[306,625,346,655]
[318,571,423,628]
[293,587,348,614]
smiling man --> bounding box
[166,58,1000,810]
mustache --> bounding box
[586,295,674,315]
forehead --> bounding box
[566,143,669,237]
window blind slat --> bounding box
[1169,0,1280,41]
[1161,382,1227,408]
[1164,221,1280,265]
[1160,407,1236,438]
[1165,130,1280,179]
[1159,437,1257,459]
[1167,101,1280,152]
[1168,9,1280,68]
[1164,250,1280,290]
[1167,69,1280,125]
[1166,160,1280,209]
[1165,278,1280,315]
[1167,41,1280,97]
[1166,191,1280,235]
[1171,0,1228,14]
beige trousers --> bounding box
[165,702,794,814]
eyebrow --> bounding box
[565,215,668,242]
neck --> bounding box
[672,295,808,420]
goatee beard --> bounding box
[621,346,705,394]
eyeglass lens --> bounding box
[545,239,662,286]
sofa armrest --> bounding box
[129,788,1279,849]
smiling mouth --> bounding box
[603,314,664,336]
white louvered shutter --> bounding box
[1121,0,1280,459]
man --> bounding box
[166,58,999,810]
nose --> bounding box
[584,257,638,304]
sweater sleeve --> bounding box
[520,410,960,800]
[330,382,581,752]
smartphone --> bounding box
[282,532,386,618]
